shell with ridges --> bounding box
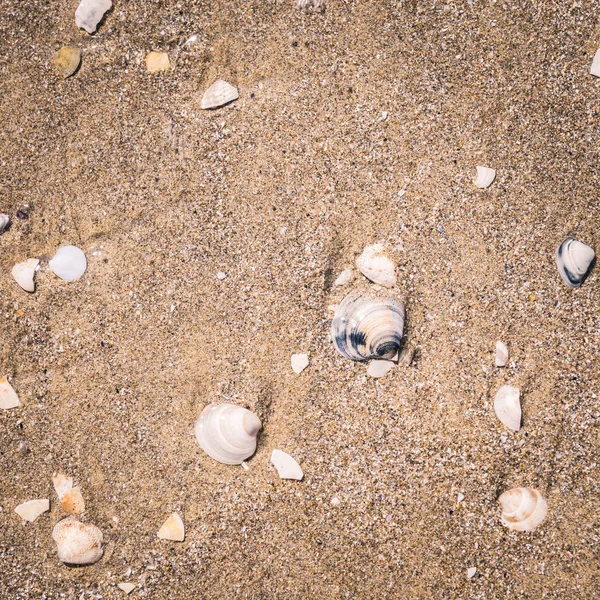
[473,166,496,189]
[201,79,239,110]
[331,291,404,361]
[52,47,81,78]
[52,518,103,565]
[494,385,521,431]
[356,243,396,287]
[555,237,595,289]
[195,404,261,465]
[499,487,547,532]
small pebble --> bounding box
[16,210,28,220]
[457,492,465,503]
[216,271,227,280]
[145,51,170,73]
[330,497,341,506]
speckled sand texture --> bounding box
[1,1,600,598]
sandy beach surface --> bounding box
[1,1,600,598]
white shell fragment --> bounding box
[0,214,10,234]
[157,513,185,541]
[367,359,395,378]
[555,237,595,289]
[11,258,39,292]
[291,353,309,374]
[118,583,136,595]
[271,449,304,480]
[0,377,21,410]
[494,385,521,431]
[333,268,354,287]
[591,49,600,77]
[356,243,396,287]
[467,567,477,579]
[52,518,103,565]
[195,404,261,465]
[201,79,239,110]
[49,245,87,281]
[75,0,112,34]
[62,487,85,515]
[14,499,50,522]
[398,345,414,367]
[495,341,509,367]
[473,166,496,189]
[52,471,73,500]
[499,487,548,532]
[145,51,170,73]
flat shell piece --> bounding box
[11,258,39,292]
[494,385,521,431]
[398,345,414,366]
[0,377,20,409]
[157,513,185,541]
[467,567,477,579]
[473,166,496,189]
[15,499,50,522]
[495,341,509,367]
[145,51,170,73]
[75,0,112,33]
[271,449,303,480]
[201,79,239,110]
[49,245,87,281]
[367,359,395,378]
[61,487,85,514]
[356,243,396,287]
[591,49,600,77]
[333,268,354,287]
[291,353,309,374]
[52,47,81,78]
[52,472,74,500]
[118,582,135,594]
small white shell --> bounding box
[591,49,600,77]
[398,345,414,367]
[467,567,477,579]
[494,385,521,431]
[195,404,261,465]
[473,166,496,189]
[356,243,396,287]
[75,0,112,33]
[11,258,39,292]
[61,487,85,514]
[52,518,103,565]
[499,487,547,532]
[555,237,595,289]
[271,449,303,480]
[201,79,239,110]
[367,359,395,378]
[118,583,136,594]
[495,341,509,367]
[0,377,20,410]
[157,513,185,541]
[14,499,50,522]
[291,353,309,374]
[0,213,10,234]
[52,471,73,499]
[333,268,354,287]
[49,245,87,281]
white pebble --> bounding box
[333,268,353,287]
[216,271,227,280]
[330,497,341,506]
[457,492,465,503]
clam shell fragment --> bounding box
[145,51,170,73]
[0,377,20,410]
[75,0,112,33]
[195,404,261,465]
[291,353,309,374]
[473,166,496,189]
[157,513,185,541]
[52,47,81,78]
[331,291,405,361]
[494,385,521,431]
[271,449,303,480]
[52,471,73,499]
[201,79,239,110]
[499,487,547,532]
[11,258,39,292]
[62,487,85,514]
[52,518,103,565]
[591,49,600,77]
[49,245,87,281]
[356,243,396,287]
[367,359,395,378]
[118,583,136,594]
[495,341,509,367]
[14,499,50,522]
[555,237,595,289]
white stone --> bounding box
[366,359,395,378]
[216,271,227,280]
[333,268,353,287]
[271,449,303,480]
[75,0,112,34]
[291,353,309,374]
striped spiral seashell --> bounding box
[331,291,405,361]
[52,518,103,565]
[499,487,547,532]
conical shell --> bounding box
[52,518,103,565]
[473,166,496,189]
[331,291,405,361]
[75,0,112,34]
[157,512,185,541]
[271,449,303,480]
[11,258,39,292]
[356,243,396,287]
[201,79,239,110]
[499,487,547,532]
[0,377,21,410]
[195,404,261,465]
[555,237,595,289]
[52,47,81,78]
[14,499,50,522]
[49,245,87,281]
[494,385,521,431]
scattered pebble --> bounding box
[201,79,239,110]
[333,268,353,287]
[330,496,341,506]
[75,0,112,34]
[15,209,29,220]
[157,512,185,542]
[270,449,303,480]
[366,359,395,379]
[11,258,39,293]
[467,567,477,579]
[291,353,309,374]
[118,583,136,595]
[495,341,509,367]
[145,51,170,73]
[14,499,50,522]
[0,377,20,410]
[51,47,81,78]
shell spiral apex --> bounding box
[499,487,547,532]
[52,518,103,565]
[555,237,595,289]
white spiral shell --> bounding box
[555,237,595,289]
[195,404,261,465]
[499,487,547,532]
[52,518,103,565]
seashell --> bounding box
[555,237,595,289]
[62,487,85,514]
[75,0,112,34]
[331,291,405,361]
[0,377,21,410]
[11,258,39,292]
[356,243,396,288]
[52,518,103,565]
[398,345,414,367]
[591,49,600,77]
[366,359,395,378]
[0,213,10,234]
[195,404,261,465]
[291,353,309,374]
[473,166,496,189]
[271,449,303,480]
[52,471,73,499]
[157,512,185,541]
[201,79,239,110]
[494,385,521,431]
[467,567,477,579]
[499,487,547,532]
[333,268,354,287]
[52,47,81,78]
[145,51,170,73]
[14,499,50,522]
[49,245,87,281]
[495,341,509,367]
[118,583,136,595]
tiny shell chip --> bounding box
[12,258,40,292]
[145,51,170,73]
[61,487,85,514]
[0,213,9,234]
[75,0,112,34]
[118,583,136,595]
[52,518,103,565]
[157,513,185,541]
[591,49,600,77]
[356,243,396,287]
[467,567,477,579]
[271,449,303,480]
[494,385,521,431]
[473,166,496,189]
[201,79,239,110]
[52,47,81,78]
[14,499,50,522]
[0,377,20,410]
[333,268,354,287]
[366,359,395,378]
[291,353,309,374]
[499,487,547,532]
[495,341,509,367]
[49,245,87,281]
[398,345,414,367]
[52,472,74,499]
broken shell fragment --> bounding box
[331,291,405,361]
[14,499,50,522]
[118,583,135,595]
[195,404,261,465]
[62,487,85,514]
[0,213,9,234]
[49,245,87,281]
[201,79,239,110]
[591,49,600,77]
[555,237,595,289]
[52,518,103,565]
[0,377,21,410]
[494,385,521,431]
[356,243,396,287]
[75,0,112,34]
[398,345,414,367]
[157,513,185,541]
[11,258,39,292]
[495,341,509,367]
[145,51,170,73]
[52,471,73,499]
[333,268,354,287]
[367,359,395,378]
[52,47,81,78]
[499,487,547,532]
[271,449,303,480]
[291,353,309,374]
[473,166,496,189]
